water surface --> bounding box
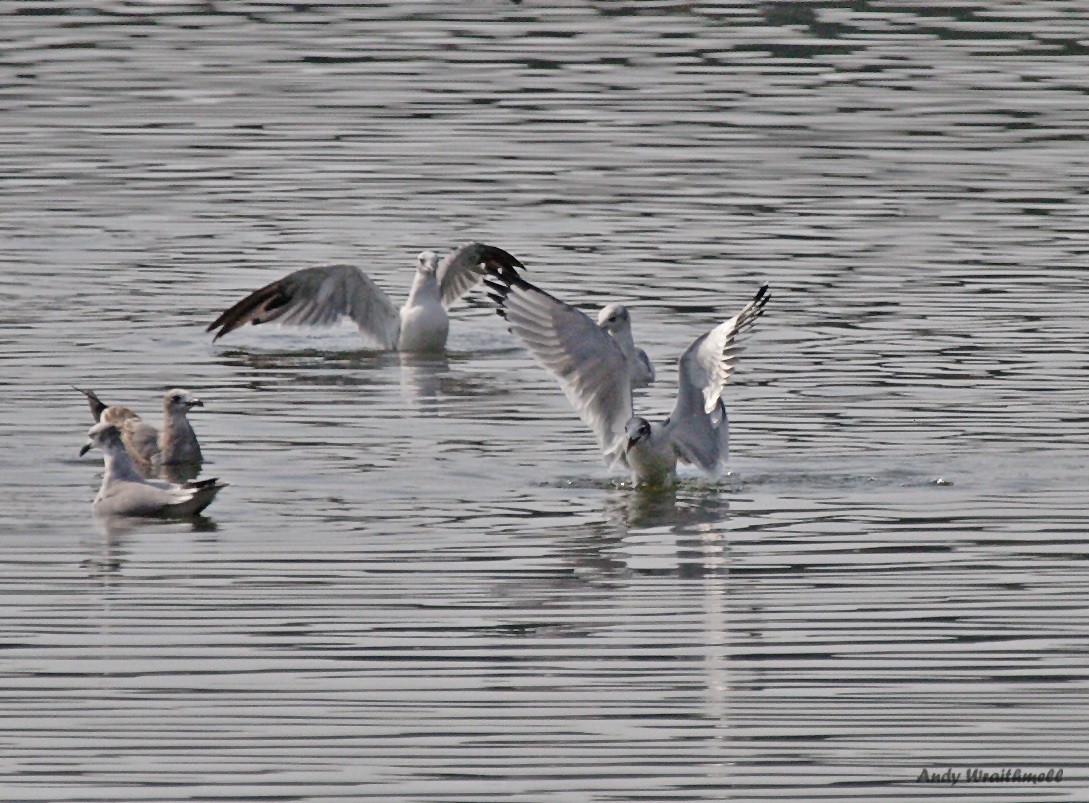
[2,2,1088,800]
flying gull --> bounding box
[485,265,768,485]
[207,242,523,351]
[80,421,226,517]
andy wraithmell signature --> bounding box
[916,767,1063,785]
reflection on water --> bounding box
[92,512,220,540]
[601,480,732,533]
[148,460,202,484]
[2,1,1088,801]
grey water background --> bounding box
[2,1,1088,800]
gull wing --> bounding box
[73,386,109,422]
[207,265,400,349]
[485,265,633,465]
[121,418,161,464]
[97,478,196,515]
[632,347,655,389]
[666,284,769,474]
[73,386,139,425]
[97,476,227,517]
[437,242,524,310]
[177,478,228,516]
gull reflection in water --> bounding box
[603,480,734,533]
[84,514,219,581]
[398,352,449,411]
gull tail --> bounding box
[178,478,229,516]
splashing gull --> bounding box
[485,265,768,485]
[207,242,524,351]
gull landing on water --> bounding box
[81,421,226,517]
[207,242,524,352]
[485,264,769,485]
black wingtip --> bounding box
[736,283,770,334]
[206,317,233,342]
[206,303,236,335]
[73,385,107,421]
[206,281,287,342]
[184,477,222,490]
[750,284,770,318]
[488,295,509,320]
[484,260,529,289]
[483,268,519,319]
[482,244,525,271]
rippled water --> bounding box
[2,2,1088,800]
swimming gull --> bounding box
[207,242,524,351]
[485,265,768,485]
[75,387,204,465]
[80,421,226,517]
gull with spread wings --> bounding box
[207,242,523,351]
[485,265,768,485]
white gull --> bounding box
[81,421,226,517]
[485,265,768,485]
[207,242,523,352]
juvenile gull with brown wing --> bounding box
[75,387,204,466]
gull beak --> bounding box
[79,442,92,457]
[624,420,648,450]
[187,399,204,408]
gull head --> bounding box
[416,250,441,275]
[80,420,122,457]
[624,416,652,450]
[164,388,203,414]
[596,303,631,334]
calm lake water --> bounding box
[2,1,1088,800]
